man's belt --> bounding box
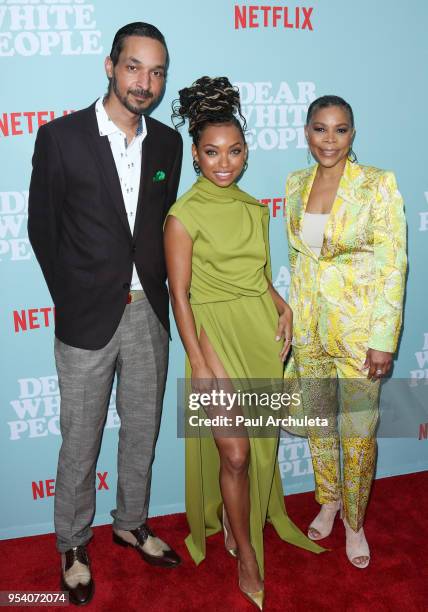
[127,290,144,304]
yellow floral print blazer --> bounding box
[286,159,407,359]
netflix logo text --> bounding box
[0,190,32,262]
[8,376,120,440]
[13,307,55,332]
[32,472,109,500]
[260,197,286,218]
[235,5,314,30]
[0,110,74,137]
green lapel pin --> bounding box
[153,170,166,182]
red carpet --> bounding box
[1,472,427,611]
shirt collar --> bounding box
[95,96,146,139]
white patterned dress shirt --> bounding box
[95,96,147,291]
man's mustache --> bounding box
[128,88,153,99]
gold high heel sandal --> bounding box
[222,505,238,558]
[238,559,264,611]
[307,500,341,540]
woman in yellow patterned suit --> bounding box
[285,95,407,568]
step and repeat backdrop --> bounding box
[1,0,427,539]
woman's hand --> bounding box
[363,349,393,379]
[276,304,293,362]
[191,362,218,395]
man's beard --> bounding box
[111,73,154,115]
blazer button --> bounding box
[131,245,136,253]
[123,282,130,289]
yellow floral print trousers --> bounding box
[293,333,380,532]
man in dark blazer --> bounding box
[28,22,182,605]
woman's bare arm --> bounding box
[164,216,215,388]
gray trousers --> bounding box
[54,296,168,552]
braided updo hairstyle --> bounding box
[172,76,247,146]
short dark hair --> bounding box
[306,95,354,128]
[110,22,169,68]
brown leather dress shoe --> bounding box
[61,545,94,606]
[113,523,181,568]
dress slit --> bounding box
[167,177,325,575]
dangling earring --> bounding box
[193,159,201,175]
[348,147,357,163]
[307,148,312,165]
[243,159,248,172]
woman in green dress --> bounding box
[164,77,323,609]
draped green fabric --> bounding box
[167,177,324,576]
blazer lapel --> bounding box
[83,104,132,240]
[294,165,318,259]
[133,118,163,237]
[336,160,365,205]
[133,131,151,236]
[321,160,365,257]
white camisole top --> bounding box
[302,212,329,257]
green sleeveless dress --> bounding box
[167,176,324,576]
